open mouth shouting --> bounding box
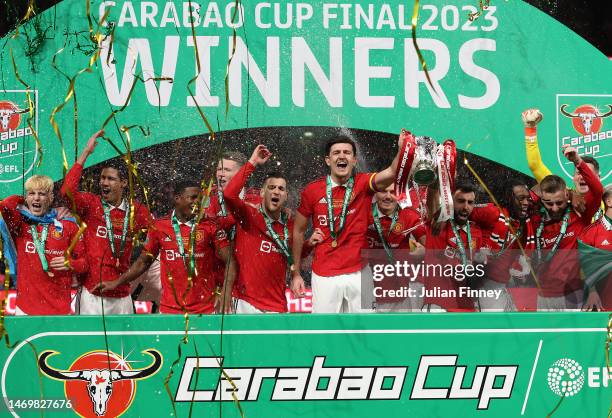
[101,187,112,199]
[30,201,43,214]
[336,160,349,170]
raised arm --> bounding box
[61,130,105,214]
[371,133,406,191]
[224,145,271,226]
[522,109,552,182]
[563,145,603,221]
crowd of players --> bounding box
[1,109,610,315]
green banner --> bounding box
[1,0,611,195]
[0,313,610,417]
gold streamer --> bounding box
[410,0,438,95]
[186,0,216,137]
[463,152,541,289]
[60,5,110,268]
[9,48,42,168]
[224,0,243,118]
[468,0,491,22]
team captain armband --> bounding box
[368,173,380,192]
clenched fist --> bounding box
[521,109,543,128]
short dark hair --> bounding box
[455,181,478,196]
[501,179,530,209]
[263,171,287,185]
[325,135,356,156]
[101,160,128,181]
[581,156,600,174]
[540,175,566,194]
[219,151,247,167]
[603,185,612,202]
[174,180,201,196]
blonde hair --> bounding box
[24,175,54,195]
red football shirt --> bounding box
[297,172,377,276]
[224,162,293,312]
[366,206,426,250]
[423,220,484,311]
[61,163,152,298]
[0,196,87,315]
[472,204,533,285]
[143,216,229,314]
[579,216,612,309]
[366,205,426,304]
[206,185,261,290]
[530,160,602,297]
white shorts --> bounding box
[537,289,583,311]
[234,299,279,314]
[311,266,374,314]
[130,258,162,302]
[77,286,134,315]
[477,279,516,312]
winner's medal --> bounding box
[450,219,473,266]
[102,200,130,269]
[171,211,197,277]
[30,224,53,276]
[326,175,354,249]
[372,202,399,261]
[260,207,294,265]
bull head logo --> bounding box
[38,349,162,416]
[560,104,612,135]
[0,109,14,130]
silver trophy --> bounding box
[412,136,438,185]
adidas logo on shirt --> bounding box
[602,240,610,245]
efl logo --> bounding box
[260,240,272,253]
[0,91,39,184]
[556,94,612,181]
[96,225,108,238]
[38,348,162,418]
[546,358,584,397]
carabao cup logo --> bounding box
[560,104,612,136]
[0,101,21,132]
[38,349,162,417]
[546,358,584,397]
